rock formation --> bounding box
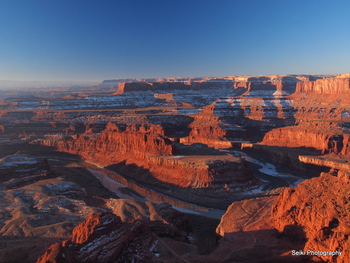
[272,170,349,263]
[113,80,234,96]
[295,77,350,94]
[2,73,350,262]
[262,122,349,155]
[233,75,299,97]
[38,122,260,208]
[238,75,350,174]
[215,170,350,263]
[40,122,178,166]
[36,199,195,263]
[106,199,192,241]
[36,212,154,263]
[179,103,236,148]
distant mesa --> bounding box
[1,72,350,263]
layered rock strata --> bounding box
[295,77,350,94]
[240,76,350,172]
[233,75,299,97]
[179,104,243,148]
[42,122,177,162]
[113,81,234,95]
[39,122,259,207]
[262,122,350,155]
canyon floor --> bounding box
[0,74,349,262]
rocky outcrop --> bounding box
[251,75,350,171]
[113,82,151,95]
[43,122,178,162]
[36,201,194,263]
[262,123,349,155]
[216,196,277,236]
[299,155,350,172]
[179,104,235,148]
[290,77,350,121]
[38,122,261,208]
[243,121,350,173]
[215,170,350,263]
[41,122,255,190]
[295,77,350,94]
[272,171,350,263]
[234,75,299,97]
[36,212,154,263]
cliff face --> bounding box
[238,78,298,97]
[180,122,233,148]
[248,76,350,172]
[295,77,350,94]
[216,171,349,263]
[41,122,255,191]
[179,104,236,148]
[114,81,234,95]
[46,122,177,162]
[272,171,350,263]
[290,77,350,122]
[117,76,299,95]
[262,123,349,155]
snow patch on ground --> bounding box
[0,154,37,167]
[230,150,304,186]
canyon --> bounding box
[0,73,349,262]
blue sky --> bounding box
[0,0,349,82]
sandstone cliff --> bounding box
[295,77,350,94]
[44,122,178,162]
[113,81,234,96]
[250,76,350,172]
[39,122,259,207]
[262,122,349,155]
[272,170,350,263]
[290,76,350,121]
[216,170,350,263]
[236,75,299,97]
[179,103,237,148]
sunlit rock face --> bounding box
[262,123,349,155]
[239,75,350,174]
[39,121,261,208]
[3,74,348,147]
[272,171,350,263]
[215,170,350,263]
[295,77,350,94]
[2,73,350,263]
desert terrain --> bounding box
[0,73,349,262]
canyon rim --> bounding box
[0,73,349,262]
